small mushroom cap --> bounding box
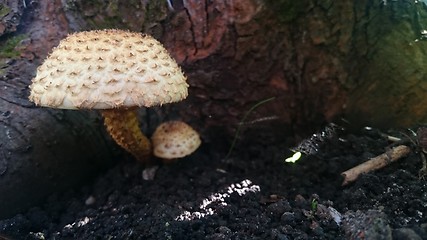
[29,29,188,109]
[151,121,201,159]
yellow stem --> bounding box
[101,108,151,162]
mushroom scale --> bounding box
[28,29,189,163]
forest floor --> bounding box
[0,124,426,239]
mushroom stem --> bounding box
[101,108,151,162]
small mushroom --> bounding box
[29,29,188,163]
[151,121,201,160]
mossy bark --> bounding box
[346,0,427,128]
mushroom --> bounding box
[29,29,188,163]
[151,121,201,160]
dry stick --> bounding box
[341,145,411,186]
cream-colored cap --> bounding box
[151,121,201,159]
[29,29,188,109]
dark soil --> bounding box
[0,124,427,239]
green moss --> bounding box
[85,18,122,30]
[265,0,309,23]
[0,34,26,77]
[106,0,119,15]
[0,34,26,59]
[80,0,168,32]
[0,4,11,18]
[144,0,167,22]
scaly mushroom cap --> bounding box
[151,121,201,159]
[29,29,188,109]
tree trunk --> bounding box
[346,0,427,128]
[1,0,427,217]
[0,0,117,218]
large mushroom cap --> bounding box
[29,29,188,109]
[151,121,201,160]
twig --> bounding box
[419,152,427,179]
[238,115,279,126]
[379,133,402,142]
[341,145,411,186]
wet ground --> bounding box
[0,124,426,239]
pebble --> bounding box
[267,199,292,219]
[85,195,96,205]
[217,226,231,235]
[393,228,422,240]
[281,212,295,225]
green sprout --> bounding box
[311,198,318,212]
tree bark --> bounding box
[1,0,427,218]
[346,0,427,128]
[0,0,117,218]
